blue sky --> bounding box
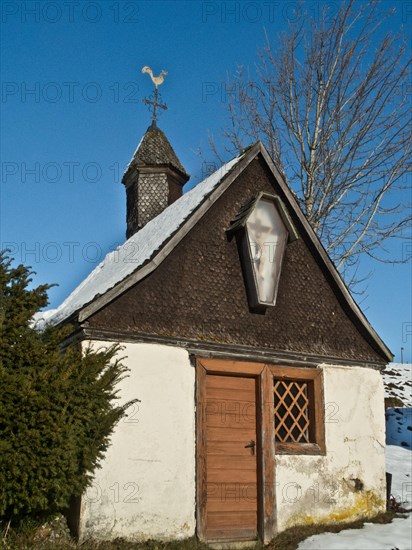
[1,0,411,362]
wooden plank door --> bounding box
[204,374,258,541]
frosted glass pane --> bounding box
[246,198,288,304]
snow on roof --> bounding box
[35,152,245,328]
[32,307,58,329]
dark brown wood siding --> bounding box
[86,156,386,364]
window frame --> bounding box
[268,366,326,455]
[226,192,299,314]
[245,196,289,307]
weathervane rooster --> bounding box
[141,65,168,127]
[141,66,168,89]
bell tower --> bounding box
[122,66,189,238]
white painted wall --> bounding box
[77,346,386,540]
[78,342,196,542]
[275,365,386,531]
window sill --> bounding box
[275,442,326,455]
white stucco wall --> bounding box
[275,365,386,531]
[77,346,386,541]
[78,341,196,541]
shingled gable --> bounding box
[40,150,245,327]
[41,142,392,362]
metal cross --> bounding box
[141,66,168,127]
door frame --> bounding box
[196,358,277,544]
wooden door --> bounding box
[204,374,258,541]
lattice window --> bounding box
[273,380,311,443]
[270,367,326,455]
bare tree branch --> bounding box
[212,0,411,291]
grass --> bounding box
[0,511,399,550]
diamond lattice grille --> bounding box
[273,380,310,443]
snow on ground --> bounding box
[297,445,412,550]
[297,515,412,550]
[386,446,412,506]
[386,408,412,450]
[383,363,412,407]
[383,363,412,450]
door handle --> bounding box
[244,440,255,455]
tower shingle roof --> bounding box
[125,124,188,179]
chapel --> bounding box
[44,75,392,544]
